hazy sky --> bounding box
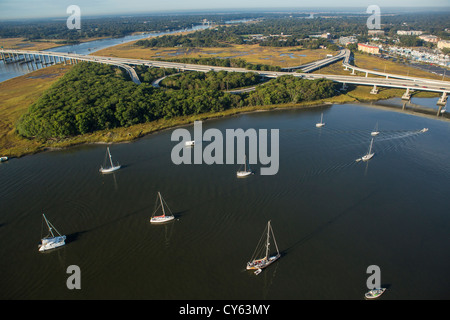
[0,0,449,20]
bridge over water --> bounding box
[1,48,449,113]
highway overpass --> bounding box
[1,48,449,109]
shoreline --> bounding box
[3,94,448,161]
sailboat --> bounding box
[361,138,375,161]
[150,192,175,223]
[371,122,380,136]
[365,288,386,299]
[236,155,253,177]
[316,113,325,127]
[38,214,66,252]
[99,147,121,173]
[246,220,280,275]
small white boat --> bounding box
[371,122,380,136]
[365,288,386,299]
[185,140,195,147]
[315,113,325,127]
[246,220,280,272]
[99,147,121,173]
[150,192,175,224]
[38,214,66,252]
[0,156,8,162]
[421,128,429,133]
[236,155,253,177]
[361,138,375,162]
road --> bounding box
[2,49,450,97]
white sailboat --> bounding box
[365,288,386,299]
[316,113,325,127]
[99,147,121,173]
[236,155,253,177]
[150,192,175,223]
[38,214,66,252]
[371,122,380,136]
[361,138,375,162]
[246,220,280,275]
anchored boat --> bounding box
[236,155,253,177]
[150,192,175,223]
[371,122,380,136]
[38,214,66,252]
[99,147,121,173]
[246,220,280,275]
[365,288,386,299]
[316,112,325,127]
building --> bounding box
[368,30,385,36]
[419,35,441,43]
[437,40,450,50]
[339,36,357,46]
[397,30,423,36]
[358,43,380,54]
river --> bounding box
[0,25,208,83]
[1,101,449,300]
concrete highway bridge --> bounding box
[1,48,449,113]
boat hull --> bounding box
[315,123,325,127]
[39,236,66,252]
[365,288,386,299]
[150,215,175,223]
[246,254,280,270]
[237,171,252,177]
[361,153,374,161]
[371,132,379,136]
[99,165,121,174]
[0,157,8,162]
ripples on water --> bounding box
[1,102,450,299]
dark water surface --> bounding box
[1,103,450,299]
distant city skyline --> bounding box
[0,0,449,20]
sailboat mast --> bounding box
[159,192,166,217]
[368,138,373,154]
[265,221,271,259]
[107,147,114,168]
[43,214,55,237]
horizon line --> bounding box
[1,5,450,21]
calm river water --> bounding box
[0,25,208,83]
[1,101,449,300]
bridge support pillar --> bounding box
[370,85,379,95]
[340,83,348,91]
[351,68,355,75]
[402,88,411,101]
[365,71,368,77]
[437,92,447,106]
